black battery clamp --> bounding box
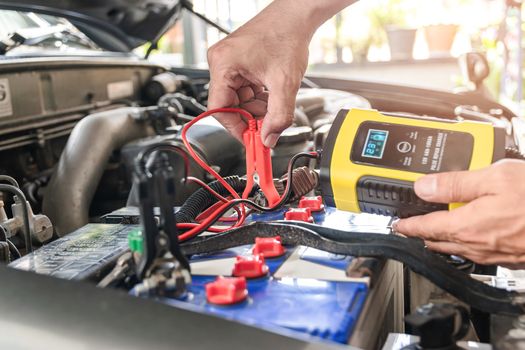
[320,109,506,218]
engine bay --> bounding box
[1,57,525,349]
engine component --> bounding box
[272,126,313,175]
[295,88,371,130]
[403,303,470,350]
[320,108,506,218]
[159,92,206,116]
[143,72,196,103]
[42,107,155,236]
[124,122,245,206]
[0,198,52,244]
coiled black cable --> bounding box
[176,176,257,223]
[181,152,318,240]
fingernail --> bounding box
[391,218,400,231]
[415,175,437,198]
[264,133,280,148]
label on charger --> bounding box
[351,121,473,173]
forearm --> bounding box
[244,0,358,41]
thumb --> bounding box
[414,168,493,203]
[260,74,300,147]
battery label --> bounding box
[351,121,473,173]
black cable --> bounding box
[0,175,19,188]
[0,184,32,253]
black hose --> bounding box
[176,176,255,223]
[0,184,32,253]
[0,175,19,188]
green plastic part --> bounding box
[128,229,144,254]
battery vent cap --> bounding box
[253,236,285,258]
[232,254,269,279]
[299,196,325,212]
[285,207,314,223]
[206,276,248,305]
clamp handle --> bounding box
[242,120,280,206]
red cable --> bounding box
[187,176,229,203]
[181,108,256,231]
[181,108,254,199]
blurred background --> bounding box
[141,0,524,115]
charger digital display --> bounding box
[361,129,389,159]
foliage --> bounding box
[367,0,414,46]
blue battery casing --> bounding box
[153,208,392,344]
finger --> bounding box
[212,112,247,142]
[394,210,465,241]
[207,72,241,109]
[414,167,494,203]
[424,240,470,257]
[254,90,269,102]
[260,72,300,147]
[240,99,268,117]
[208,72,248,141]
[238,86,256,103]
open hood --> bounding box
[0,0,183,52]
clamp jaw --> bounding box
[242,120,281,206]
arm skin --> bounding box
[207,0,357,147]
[394,160,525,268]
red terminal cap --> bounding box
[253,236,285,258]
[299,196,325,212]
[285,207,314,223]
[206,276,248,305]
[232,254,269,279]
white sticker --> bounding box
[0,78,13,118]
[107,80,134,100]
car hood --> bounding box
[0,0,183,52]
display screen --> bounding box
[361,129,388,159]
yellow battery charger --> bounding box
[320,109,506,218]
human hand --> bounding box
[207,0,356,147]
[394,159,525,268]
